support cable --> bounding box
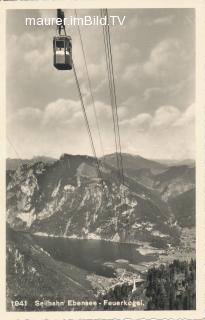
[105,9,125,186]
[72,61,106,191]
[74,9,105,163]
[101,8,125,187]
[101,9,121,178]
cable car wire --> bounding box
[74,9,105,163]
[101,10,121,180]
[56,9,66,36]
[53,9,106,196]
[101,10,124,205]
[72,61,106,191]
[105,9,125,186]
[101,8,127,212]
[101,9,123,179]
[101,8,125,187]
[101,13,121,176]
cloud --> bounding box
[151,106,180,128]
[150,15,175,26]
[143,38,185,78]
[120,106,183,132]
[120,104,194,130]
[7,97,117,158]
[6,9,195,160]
[118,103,195,159]
[127,13,139,28]
[123,38,187,83]
[9,97,114,130]
[112,42,140,69]
[42,99,82,126]
[24,47,51,74]
[119,110,148,129]
[143,74,195,102]
[8,32,55,75]
[7,107,42,128]
[17,107,42,119]
[143,87,164,100]
[174,103,195,127]
[7,99,195,160]
[120,113,152,131]
[117,106,129,119]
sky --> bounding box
[6,8,195,160]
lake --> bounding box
[32,235,155,277]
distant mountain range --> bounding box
[6,156,57,171]
[6,153,195,246]
[152,158,195,167]
[7,153,194,171]
[103,153,167,173]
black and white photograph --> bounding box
[2,1,204,317]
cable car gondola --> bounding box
[53,35,72,70]
[53,9,72,70]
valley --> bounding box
[6,153,196,311]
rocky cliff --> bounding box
[6,153,195,246]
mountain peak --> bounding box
[59,153,72,161]
[103,153,166,172]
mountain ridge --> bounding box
[6,153,183,247]
[6,152,195,248]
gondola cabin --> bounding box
[53,36,72,70]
